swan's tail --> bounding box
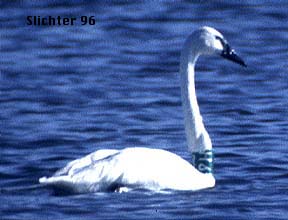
[39,176,69,184]
[39,176,82,194]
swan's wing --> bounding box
[53,149,120,177]
[39,149,122,193]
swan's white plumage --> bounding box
[40,26,245,193]
[40,147,215,193]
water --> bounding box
[1,1,288,219]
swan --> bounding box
[39,26,246,194]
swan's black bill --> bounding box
[221,47,247,67]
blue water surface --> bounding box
[1,1,288,219]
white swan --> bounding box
[39,26,246,194]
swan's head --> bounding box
[192,26,246,67]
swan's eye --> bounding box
[215,36,221,40]
[215,36,228,49]
[215,36,223,44]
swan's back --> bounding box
[40,147,215,193]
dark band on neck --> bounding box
[192,150,214,174]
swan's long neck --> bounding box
[180,38,213,173]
